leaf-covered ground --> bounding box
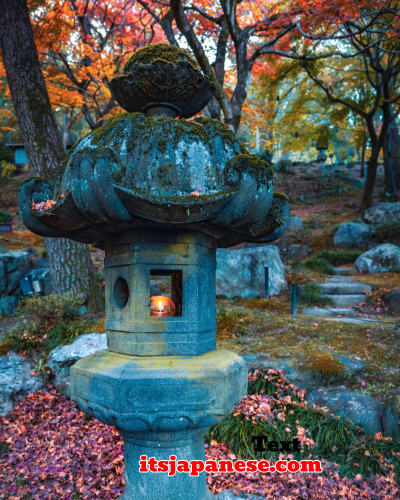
[1,384,399,500]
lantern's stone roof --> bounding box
[18,44,289,248]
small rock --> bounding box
[48,333,107,396]
[362,202,400,225]
[216,246,286,298]
[383,289,400,313]
[307,390,384,434]
[34,258,49,268]
[383,395,400,438]
[0,353,45,416]
[216,490,264,500]
[274,158,293,173]
[0,296,18,316]
[288,217,303,232]
[287,244,311,259]
[355,244,400,273]
[335,355,365,376]
[76,305,88,317]
[334,222,371,249]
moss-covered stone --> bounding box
[124,43,200,73]
[110,44,215,118]
[274,192,289,202]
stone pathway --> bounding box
[303,267,378,324]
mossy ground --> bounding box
[215,294,400,404]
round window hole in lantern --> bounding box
[113,277,129,309]
[150,296,175,317]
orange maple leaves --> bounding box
[31,193,65,211]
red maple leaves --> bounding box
[0,386,399,500]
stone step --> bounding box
[319,283,372,295]
[324,317,381,325]
[324,294,366,307]
[326,276,356,283]
[333,267,358,276]
[302,307,356,317]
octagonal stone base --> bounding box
[71,349,247,500]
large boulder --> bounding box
[383,289,400,313]
[0,252,30,295]
[355,244,400,273]
[0,353,45,416]
[0,297,18,316]
[0,252,31,315]
[48,333,107,396]
[362,202,400,225]
[242,352,365,392]
[334,222,371,249]
[216,246,286,298]
[307,390,384,434]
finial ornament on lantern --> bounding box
[109,44,215,118]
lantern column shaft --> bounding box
[121,429,214,500]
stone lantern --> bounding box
[19,44,290,500]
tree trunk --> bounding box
[45,238,101,311]
[383,121,400,196]
[360,128,367,178]
[0,0,101,311]
[361,148,379,214]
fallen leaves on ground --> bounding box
[1,387,398,499]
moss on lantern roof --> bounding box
[91,112,143,145]
[273,192,289,202]
[89,112,244,163]
[234,153,273,184]
[194,117,248,154]
[124,43,200,74]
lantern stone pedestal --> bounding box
[71,349,246,500]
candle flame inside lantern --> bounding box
[150,295,175,317]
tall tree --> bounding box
[0,0,100,310]
[301,4,400,211]
[135,0,384,133]
[30,0,154,134]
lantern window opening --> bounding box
[150,269,182,317]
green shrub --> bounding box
[299,283,333,307]
[0,293,95,354]
[304,257,334,274]
[374,220,400,246]
[207,368,400,479]
[318,250,363,266]
[0,161,17,178]
[0,209,12,223]
[303,250,362,275]
[0,143,13,163]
